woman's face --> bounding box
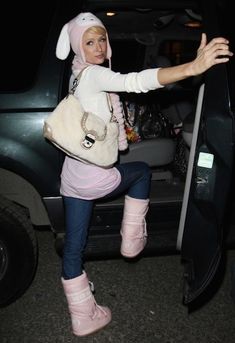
[82,29,107,65]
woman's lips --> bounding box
[96,54,104,58]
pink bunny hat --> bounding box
[55,12,112,65]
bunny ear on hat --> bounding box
[56,23,71,60]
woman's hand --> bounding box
[189,33,233,76]
[157,33,233,86]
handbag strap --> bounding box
[70,67,115,121]
[106,92,114,118]
[69,67,88,95]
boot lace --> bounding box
[91,300,108,319]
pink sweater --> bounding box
[60,66,163,200]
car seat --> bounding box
[119,55,194,180]
[119,55,175,180]
[119,137,176,180]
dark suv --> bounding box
[1,0,235,308]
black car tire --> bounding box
[0,196,38,307]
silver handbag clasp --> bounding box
[81,133,96,149]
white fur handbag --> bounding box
[43,69,119,167]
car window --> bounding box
[0,2,58,92]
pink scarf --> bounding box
[72,55,128,151]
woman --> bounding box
[55,12,233,337]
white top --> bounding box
[60,65,163,200]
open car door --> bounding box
[177,0,235,305]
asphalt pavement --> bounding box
[1,230,235,343]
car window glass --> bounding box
[0,2,57,92]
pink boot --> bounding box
[61,272,111,337]
[120,195,149,258]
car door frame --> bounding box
[177,0,235,305]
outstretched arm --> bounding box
[157,33,233,86]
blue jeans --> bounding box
[62,161,151,279]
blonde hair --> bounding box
[86,26,106,35]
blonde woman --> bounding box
[55,12,233,337]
